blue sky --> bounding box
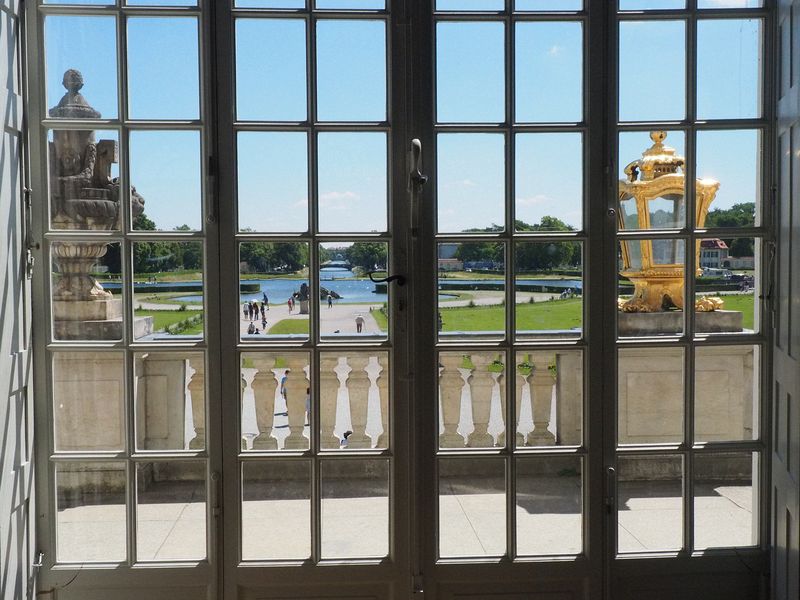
[45,10,762,233]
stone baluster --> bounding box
[251,362,278,450]
[468,355,495,447]
[187,357,205,450]
[376,354,389,448]
[492,369,507,448]
[319,355,340,449]
[283,355,310,449]
[439,354,467,448]
[529,353,557,446]
[240,367,259,450]
[513,364,534,448]
[333,357,353,444]
[555,351,582,445]
[345,356,371,449]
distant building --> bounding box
[438,258,463,271]
[699,238,729,268]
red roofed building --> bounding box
[699,238,729,269]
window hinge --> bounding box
[24,187,38,279]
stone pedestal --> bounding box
[618,309,743,336]
[53,298,153,340]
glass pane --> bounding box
[619,0,685,8]
[618,348,684,444]
[516,0,582,9]
[618,239,686,330]
[437,0,504,9]
[618,130,686,231]
[127,0,197,5]
[695,346,759,442]
[240,352,311,451]
[515,132,583,231]
[134,352,205,451]
[48,128,121,232]
[56,461,126,562]
[236,19,307,122]
[516,457,582,555]
[132,241,204,340]
[515,22,582,123]
[321,459,389,558]
[694,452,758,549]
[697,129,761,227]
[698,0,761,6]
[437,21,505,123]
[617,454,683,553]
[319,242,388,340]
[514,350,582,447]
[235,0,304,7]
[136,461,206,561]
[317,0,385,10]
[51,242,124,341]
[239,242,309,340]
[237,132,308,233]
[53,352,125,452]
[438,243,505,341]
[698,20,761,120]
[696,237,759,334]
[316,20,386,122]
[514,242,582,338]
[45,16,118,119]
[242,460,311,560]
[317,132,387,232]
[439,458,505,557]
[437,133,505,233]
[319,352,390,450]
[127,18,199,120]
[619,21,685,122]
[130,130,202,231]
[438,351,507,449]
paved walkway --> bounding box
[241,302,385,336]
[56,476,754,561]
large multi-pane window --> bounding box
[37,0,211,569]
[27,0,771,597]
[614,0,765,556]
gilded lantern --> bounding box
[618,131,720,312]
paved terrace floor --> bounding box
[56,476,755,562]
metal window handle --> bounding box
[368,271,405,287]
[605,466,616,514]
[410,138,428,188]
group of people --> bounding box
[243,296,269,334]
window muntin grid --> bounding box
[38,0,211,568]
[230,1,394,564]
[432,1,589,562]
[614,1,768,555]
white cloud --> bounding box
[547,45,563,57]
[516,194,555,207]
[319,190,359,209]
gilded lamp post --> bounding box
[618,131,721,312]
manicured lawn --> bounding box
[268,319,310,335]
[372,308,388,330]
[709,294,755,330]
[439,298,582,331]
[438,294,756,332]
[135,310,204,335]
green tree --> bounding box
[704,203,756,257]
[346,242,388,272]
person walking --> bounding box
[263,293,269,310]
[287,297,293,312]
[243,302,248,320]
[327,293,333,309]
[260,304,265,319]
[355,314,365,333]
